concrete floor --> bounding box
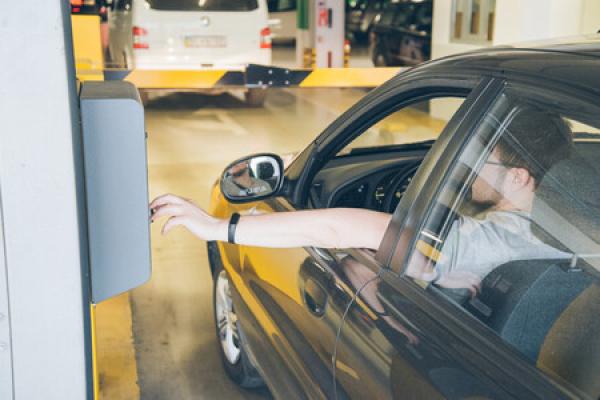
[96,87,369,399]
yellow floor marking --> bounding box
[90,304,99,400]
[95,293,140,400]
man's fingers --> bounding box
[162,216,184,235]
[150,193,186,210]
[152,205,184,221]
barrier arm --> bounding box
[102,64,407,89]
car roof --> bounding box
[406,34,600,94]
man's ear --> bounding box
[510,167,532,188]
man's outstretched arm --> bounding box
[150,193,391,250]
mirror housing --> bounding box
[220,153,285,203]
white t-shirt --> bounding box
[436,210,568,280]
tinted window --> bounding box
[392,4,413,27]
[147,0,258,11]
[404,89,600,398]
[379,3,397,25]
[268,0,295,12]
[414,2,433,29]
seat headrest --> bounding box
[532,154,600,252]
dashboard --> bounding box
[309,146,430,213]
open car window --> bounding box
[404,89,600,398]
[309,97,465,213]
[336,98,464,157]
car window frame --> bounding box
[289,74,482,209]
[381,78,600,399]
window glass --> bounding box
[405,90,600,398]
[268,0,296,12]
[147,0,258,11]
[337,98,464,156]
[379,3,396,25]
[392,4,413,27]
[414,2,433,30]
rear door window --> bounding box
[147,0,258,11]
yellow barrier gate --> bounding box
[101,65,405,89]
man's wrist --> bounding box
[216,218,229,242]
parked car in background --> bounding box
[369,0,432,66]
[108,0,272,106]
[346,0,388,43]
[267,0,296,44]
[207,37,600,399]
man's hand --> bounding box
[435,271,482,298]
[150,194,228,241]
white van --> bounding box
[109,0,272,105]
[267,0,296,43]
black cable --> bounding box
[331,270,382,400]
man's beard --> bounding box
[467,169,507,211]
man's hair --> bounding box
[495,107,573,187]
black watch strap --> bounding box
[228,213,241,244]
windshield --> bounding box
[146,0,258,11]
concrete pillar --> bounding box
[0,1,92,399]
[296,0,345,67]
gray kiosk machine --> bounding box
[79,81,151,304]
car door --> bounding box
[334,79,600,399]
[235,74,487,398]
[233,196,356,399]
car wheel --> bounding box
[212,248,264,388]
[245,88,267,107]
[372,46,389,67]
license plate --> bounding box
[184,35,227,48]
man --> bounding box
[150,108,572,291]
[413,109,573,292]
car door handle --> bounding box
[303,277,328,317]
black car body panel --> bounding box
[369,0,433,66]
[212,38,600,399]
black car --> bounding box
[346,0,388,43]
[208,37,600,399]
[369,0,432,66]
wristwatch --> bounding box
[228,213,241,244]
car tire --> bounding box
[371,45,389,67]
[245,88,267,107]
[210,243,264,388]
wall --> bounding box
[431,0,600,119]
[432,0,600,59]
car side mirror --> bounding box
[220,153,284,203]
